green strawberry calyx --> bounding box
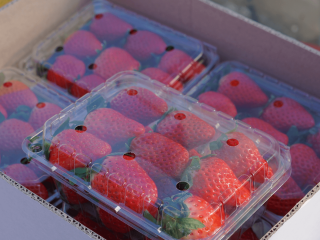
[209,124,238,151]
[151,107,177,132]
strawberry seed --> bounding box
[227,138,239,146]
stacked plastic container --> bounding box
[22,2,219,101]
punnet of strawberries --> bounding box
[24,72,289,240]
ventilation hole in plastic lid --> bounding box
[174,113,186,120]
[176,182,190,191]
[95,14,103,19]
[127,89,138,96]
[123,152,135,161]
[230,80,239,86]
[88,63,97,70]
[273,100,283,108]
[20,157,31,165]
[227,139,239,146]
[30,144,42,153]
[55,46,64,52]
[166,46,174,51]
[3,82,12,88]
[36,102,46,108]
[75,125,87,133]
[129,29,138,35]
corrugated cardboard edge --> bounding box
[0,171,106,240]
[262,183,320,239]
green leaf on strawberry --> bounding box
[44,141,51,160]
[152,107,177,132]
[143,210,158,224]
[181,157,201,188]
[86,94,106,114]
[9,105,32,122]
[209,133,228,151]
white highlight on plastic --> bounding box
[114,206,121,213]
[157,227,162,233]
[51,166,57,172]
[88,185,92,189]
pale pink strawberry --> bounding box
[218,72,268,108]
[90,13,132,41]
[70,74,105,98]
[94,47,140,80]
[29,102,62,130]
[261,97,315,132]
[64,30,102,58]
[198,91,237,117]
[0,103,8,119]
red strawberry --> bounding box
[242,118,288,145]
[49,129,112,171]
[90,13,132,42]
[64,30,102,58]
[130,132,189,179]
[239,228,259,240]
[98,208,131,234]
[307,131,320,156]
[217,72,268,108]
[156,110,216,150]
[0,81,38,112]
[47,55,86,89]
[70,74,105,98]
[141,68,183,91]
[92,155,158,215]
[3,164,49,199]
[198,91,237,118]
[61,184,88,205]
[262,97,314,132]
[158,49,205,83]
[0,119,34,151]
[290,144,320,190]
[29,102,62,130]
[159,193,223,239]
[266,177,304,216]
[189,149,202,158]
[124,30,166,61]
[0,103,8,119]
[213,132,273,183]
[110,87,168,126]
[84,108,145,147]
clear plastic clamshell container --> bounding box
[0,67,72,202]
[24,1,219,101]
[23,71,290,240]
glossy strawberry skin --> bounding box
[239,228,259,240]
[47,55,86,89]
[98,208,131,234]
[157,110,216,150]
[307,131,320,156]
[242,117,289,145]
[29,102,62,130]
[266,177,304,216]
[110,87,168,126]
[213,132,273,183]
[49,129,112,171]
[64,30,102,58]
[0,119,34,151]
[90,13,132,42]
[61,184,88,205]
[130,132,190,179]
[261,97,315,132]
[198,91,237,118]
[124,30,166,61]
[290,144,320,190]
[3,164,49,199]
[218,72,268,108]
[94,47,140,80]
[70,74,105,98]
[84,108,145,148]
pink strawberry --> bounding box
[94,47,140,80]
[158,49,205,83]
[29,102,62,130]
[47,55,86,89]
[110,87,168,126]
[213,132,274,183]
[242,118,288,145]
[290,144,320,190]
[61,184,88,205]
[130,132,189,179]
[3,164,49,199]
[124,30,166,61]
[84,108,145,147]
[49,129,112,171]
[262,97,315,132]
[217,72,268,108]
[0,81,37,112]
[266,177,304,216]
[0,103,8,119]
[70,74,105,98]
[198,91,237,117]
[90,13,132,42]
[98,208,131,234]
[141,67,183,91]
[307,131,320,156]
[156,110,216,150]
[239,228,259,240]
[64,30,102,58]
[0,119,34,151]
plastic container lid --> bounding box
[23,71,291,240]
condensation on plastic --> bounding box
[23,71,290,240]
